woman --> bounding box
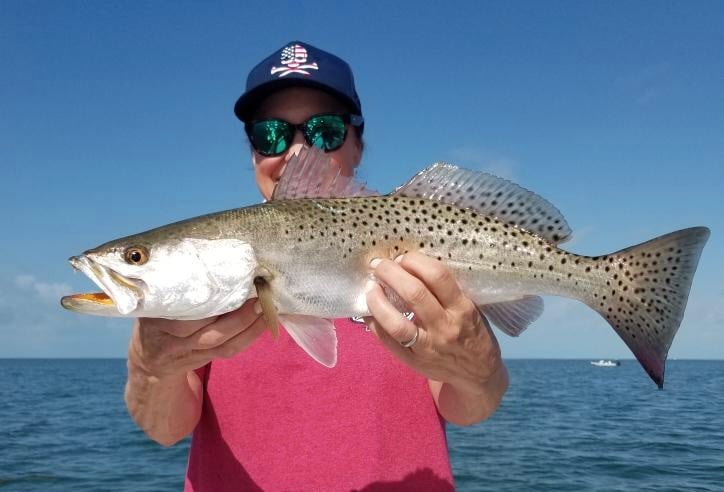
[124,41,509,491]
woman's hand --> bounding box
[125,299,267,445]
[128,299,267,379]
[365,251,509,426]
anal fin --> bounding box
[479,296,544,337]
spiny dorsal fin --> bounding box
[393,163,572,244]
[272,146,377,200]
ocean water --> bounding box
[1,359,722,491]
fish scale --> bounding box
[250,196,587,308]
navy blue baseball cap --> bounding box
[233,41,363,127]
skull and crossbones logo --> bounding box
[271,44,319,77]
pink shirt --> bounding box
[184,318,454,491]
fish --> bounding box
[61,147,710,387]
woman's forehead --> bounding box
[254,87,346,120]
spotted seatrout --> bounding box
[61,147,709,387]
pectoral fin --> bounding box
[254,277,279,340]
[279,315,338,368]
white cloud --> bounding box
[14,274,35,289]
[540,296,584,323]
[1,273,131,357]
[614,62,672,106]
[636,87,662,105]
[447,146,518,180]
[14,274,73,303]
[560,225,595,250]
[682,289,724,330]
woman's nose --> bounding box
[291,129,306,146]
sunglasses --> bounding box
[245,113,364,157]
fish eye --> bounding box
[123,246,149,265]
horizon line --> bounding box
[1,357,722,361]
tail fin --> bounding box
[586,227,709,388]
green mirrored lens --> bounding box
[304,115,347,151]
[252,120,292,156]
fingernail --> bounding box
[369,258,381,269]
[365,279,377,293]
[394,254,405,264]
[253,301,262,314]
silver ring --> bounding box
[400,326,419,348]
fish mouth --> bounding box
[60,255,145,316]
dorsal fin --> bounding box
[393,163,572,244]
[272,146,377,200]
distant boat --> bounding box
[591,359,621,367]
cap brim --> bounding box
[234,78,360,122]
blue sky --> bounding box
[1,1,722,359]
